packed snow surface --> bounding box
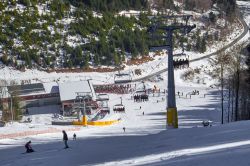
[0,1,250,166]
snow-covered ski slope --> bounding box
[0,1,250,166]
[0,89,250,166]
[0,75,246,166]
[0,85,226,166]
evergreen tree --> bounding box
[74,46,83,66]
[200,37,207,53]
[44,56,51,66]
[94,54,100,66]
[131,43,138,59]
[19,0,30,6]
[216,0,236,20]
[83,53,90,68]
[184,0,196,10]
[12,95,21,120]
[195,35,201,52]
[113,52,120,66]
[0,54,8,65]
[24,54,32,68]
[67,59,73,68]
[186,43,191,51]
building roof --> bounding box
[1,82,59,99]
[7,83,45,95]
[58,81,94,102]
[43,82,59,94]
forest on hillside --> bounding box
[0,0,238,70]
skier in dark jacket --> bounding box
[62,130,69,148]
[25,140,34,153]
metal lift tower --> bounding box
[149,15,196,128]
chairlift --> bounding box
[96,93,109,101]
[85,107,92,115]
[113,104,125,113]
[114,73,132,84]
[133,90,149,102]
[73,95,97,118]
[75,95,96,107]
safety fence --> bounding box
[0,127,81,140]
[72,119,121,126]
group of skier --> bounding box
[24,130,77,153]
[173,58,189,69]
[133,94,149,102]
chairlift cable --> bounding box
[147,54,168,76]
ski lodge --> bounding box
[0,80,96,115]
[58,80,96,115]
[0,82,59,109]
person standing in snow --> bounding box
[123,127,126,132]
[62,130,69,148]
[73,133,76,140]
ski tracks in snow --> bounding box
[95,140,250,166]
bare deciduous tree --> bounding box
[210,50,232,124]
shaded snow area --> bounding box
[0,1,250,166]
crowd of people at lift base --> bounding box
[94,84,133,94]
[133,94,149,102]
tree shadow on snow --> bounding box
[2,122,250,166]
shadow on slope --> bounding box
[178,90,221,128]
[1,121,250,166]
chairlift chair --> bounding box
[96,93,109,101]
[113,104,125,113]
